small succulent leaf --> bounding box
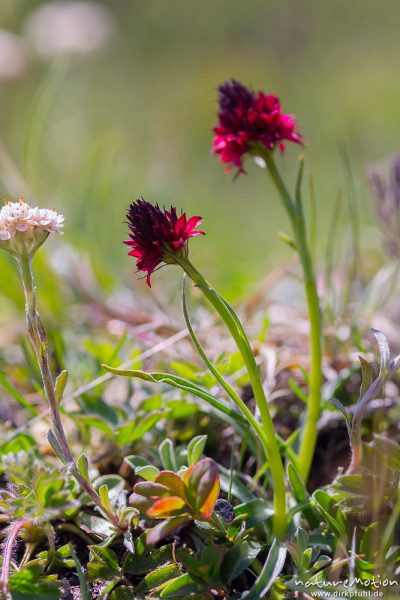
[47,430,68,464]
[294,527,309,553]
[108,586,137,600]
[158,573,201,598]
[87,545,120,581]
[233,498,273,528]
[77,454,90,482]
[220,542,262,585]
[240,538,287,599]
[313,490,348,539]
[92,475,125,505]
[129,493,153,512]
[301,547,313,570]
[155,471,186,499]
[123,534,173,574]
[200,475,220,519]
[134,465,160,481]
[54,370,68,405]
[146,496,186,518]
[8,562,61,599]
[135,563,181,593]
[99,484,113,514]
[187,435,207,467]
[124,455,150,469]
[183,458,220,515]
[146,516,189,546]
[133,481,170,498]
[158,438,178,471]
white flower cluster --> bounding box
[0,198,64,241]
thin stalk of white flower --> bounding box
[17,251,124,530]
[0,199,123,531]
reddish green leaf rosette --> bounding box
[129,458,220,545]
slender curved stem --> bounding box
[262,152,322,483]
[177,257,287,539]
[182,276,299,467]
[17,253,123,530]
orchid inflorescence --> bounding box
[213,79,302,173]
[125,198,204,286]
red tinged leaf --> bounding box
[200,475,220,518]
[155,471,187,501]
[183,458,220,516]
[133,481,169,498]
[128,492,153,512]
[146,516,189,546]
[146,496,186,518]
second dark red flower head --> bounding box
[213,79,302,173]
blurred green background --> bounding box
[0,0,399,297]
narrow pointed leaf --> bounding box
[55,370,68,405]
[240,538,287,599]
[102,365,247,426]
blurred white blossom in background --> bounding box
[0,29,28,79]
[24,1,115,59]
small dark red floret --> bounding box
[213,79,302,173]
[125,198,204,286]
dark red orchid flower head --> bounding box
[213,79,302,173]
[125,198,204,286]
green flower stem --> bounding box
[176,256,287,540]
[17,253,123,531]
[262,152,322,483]
[182,276,299,468]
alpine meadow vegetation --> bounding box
[0,80,400,600]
